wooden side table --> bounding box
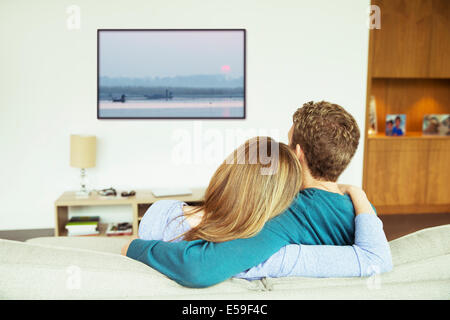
[54,188,206,237]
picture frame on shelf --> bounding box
[385,114,406,136]
[368,96,378,135]
[422,114,450,136]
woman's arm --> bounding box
[234,187,392,279]
[138,200,183,241]
[284,213,392,278]
[121,236,138,256]
[234,213,392,279]
[121,200,184,256]
[338,184,376,215]
[123,199,291,287]
[125,220,290,288]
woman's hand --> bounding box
[338,184,375,216]
[337,184,357,195]
[121,236,138,256]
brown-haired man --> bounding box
[125,101,378,288]
[289,100,360,191]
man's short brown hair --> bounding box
[291,101,360,182]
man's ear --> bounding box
[295,144,304,161]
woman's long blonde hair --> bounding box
[181,136,302,242]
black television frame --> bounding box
[97,29,246,120]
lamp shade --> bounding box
[70,135,96,168]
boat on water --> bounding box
[145,89,173,100]
[112,94,126,103]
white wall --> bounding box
[0,0,370,230]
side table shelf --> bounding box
[54,188,206,237]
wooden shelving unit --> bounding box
[368,132,449,140]
[54,188,206,237]
[363,0,450,215]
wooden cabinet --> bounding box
[363,0,450,214]
[371,0,450,78]
[366,139,427,207]
[429,0,450,77]
[426,140,450,205]
[371,0,432,78]
[365,137,450,214]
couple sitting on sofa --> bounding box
[121,100,393,288]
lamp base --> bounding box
[75,189,90,199]
[75,168,90,198]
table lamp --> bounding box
[70,134,96,197]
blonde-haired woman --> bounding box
[131,136,392,282]
[172,136,302,243]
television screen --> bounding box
[97,29,245,119]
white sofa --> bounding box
[0,224,449,299]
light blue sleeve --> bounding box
[138,200,187,242]
[234,213,392,279]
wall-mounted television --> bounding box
[97,29,245,119]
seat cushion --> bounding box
[259,224,450,300]
[0,239,266,299]
[1,224,448,299]
[26,236,129,254]
[388,224,450,266]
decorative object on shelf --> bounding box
[121,190,136,197]
[65,216,99,236]
[106,222,133,236]
[152,188,193,197]
[70,134,97,198]
[385,114,406,136]
[368,95,378,135]
[93,188,136,197]
[422,114,450,136]
[97,187,117,197]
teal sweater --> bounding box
[127,188,358,287]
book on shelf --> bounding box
[65,216,100,236]
[67,230,100,236]
[67,216,100,223]
[106,222,133,236]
